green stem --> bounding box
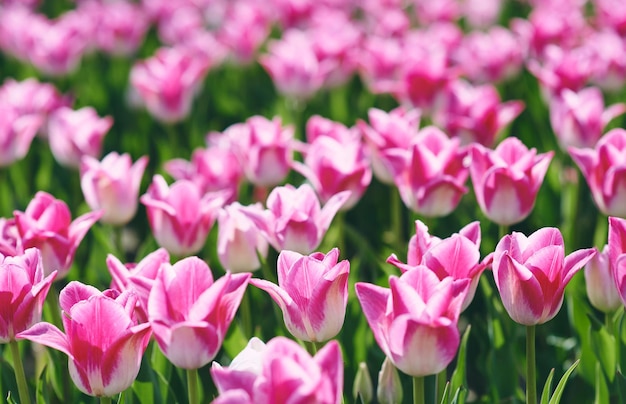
[9,340,31,404]
[391,188,404,252]
[187,368,199,404]
[436,369,447,404]
[413,376,425,404]
[303,340,318,356]
[498,224,509,240]
[100,396,112,404]
[606,312,614,335]
[240,290,253,338]
[526,325,537,404]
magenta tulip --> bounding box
[18,282,152,397]
[251,248,349,342]
[148,257,250,369]
[493,227,596,325]
[356,267,469,377]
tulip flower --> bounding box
[241,184,350,254]
[148,256,250,369]
[87,1,150,56]
[356,267,470,377]
[80,152,148,225]
[609,216,626,307]
[386,126,469,217]
[570,128,626,218]
[470,137,554,226]
[211,336,343,404]
[492,227,596,325]
[250,248,350,342]
[584,245,621,313]
[0,105,42,166]
[217,202,268,273]
[140,175,227,256]
[47,106,112,168]
[14,192,102,277]
[18,282,152,398]
[0,78,69,128]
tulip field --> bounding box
[3,0,626,403]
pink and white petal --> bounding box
[17,322,72,358]
[59,281,102,313]
[355,282,392,357]
[496,254,545,325]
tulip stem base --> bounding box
[187,368,199,404]
[413,376,425,404]
[100,396,112,404]
[10,340,31,404]
[526,325,536,404]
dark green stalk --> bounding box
[9,340,31,404]
[526,325,536,404]
[187,368,199,404]
[413,376,425,404]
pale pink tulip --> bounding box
[594,0,626,35]
[148,257,250,369]
[87,1,150,56]
[609,216,626,307]
[0,105,42,166]
[14,192,102,277]
[493,228,596,325]
[80,153,148,225]
[356,267,470,377]
[217,0,271,64]
[48,106,112,168]
[585,245,621,313]
[18,282,152,397]
[0,248,56,342]
[217,202,269,273]
[140,175,227,256]
[570,129,626,217]
[0,218,21,257]
[251,248,349,342]
[357,36,404,93]
[527,45,595,97]
[242,184,350,254]
[470,137,554,226]
[211,336,343,404]
[0,78,69,128]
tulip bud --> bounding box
[377,357,403,404]
[353,362,373,404]
[585,245,621,313]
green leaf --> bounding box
[548,360,580,404]
[540,369,554,404]
[439,382,450,404]
[588,313,616,382]
[449,325,471,404]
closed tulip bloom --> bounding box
[14,192,102,277]
[609,216,626,306]
[211,336,343,404]
[140,175,226,256]
[242,184,350,254]
[17,282,152,397]
[493,228,596,325]
[356,268,469,377]
[0,78,69,125]
[570,129,626,217]
[585,245,621,313]
[0,248,56,342]
[148,257,250,369]
[0,105,42,166]
[251,248,349,342]
[470,137,553,226]
[80,153,148,226]
[48,106,112,168]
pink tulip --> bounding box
[140,175,227,256]
[569,128,626,217]
[14,192,102,277]
[87,1,150,56]
[0,218,22,257]
[492,227,596,325]
[0,105,42,166]
[461,0,503,28]
[357,35,404,94]
[0,78,69,129]
[251,248,349,342]
[527,45,595,97]
[211,336,343,404]
[130,46,210,123]
[609,216,626,307]
[217,0,271,64]
[242,184,350,254]
[584,30,626,92]
[80,153,148,225]
[550,87,626,149]
[17,282,152,397]
[356,267,470,377]
[585,245,621,313]
[470,137,554,226]
[0,248,56,342]
[217,202,269,273]
[595,0,626,35]
[386,126,469,217]
[48,106,112,168]
[387,220,490,311]
[107,248,171,323]
[148,256,250,369]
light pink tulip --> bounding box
[0,105,42,166]
[217,0,271,64]
[0,248,56,342]
[595,0,626,35]
[470,137,554,226]
[584,30,626,91]
[0,78,69,128]
[80,153,148,225]
[305,115,357,144]
[140,175,227,256]
[356,267,470,377]
[357,36,404,94]
[570,129,626,217]
[130,47,210,123]
[107,248,171,323]
[0,218,22,257]
[387,220,490,311]
[462,0,503,28]
[251,248,349,342]
[217,202,269,273]
[527,45,595,97]
[18,282,152,397]
[148,257,250,369]
[14,192,102,277]
[211,336,343,404]
[585,245,621,313]
[609,216,626,307]
[493,228,596,325]
[386,126,469,217]
[412,0,460,25]
[48,106,112,168]
[242,184,350,254]
[87,1,150,56]
[550,87,626,149]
